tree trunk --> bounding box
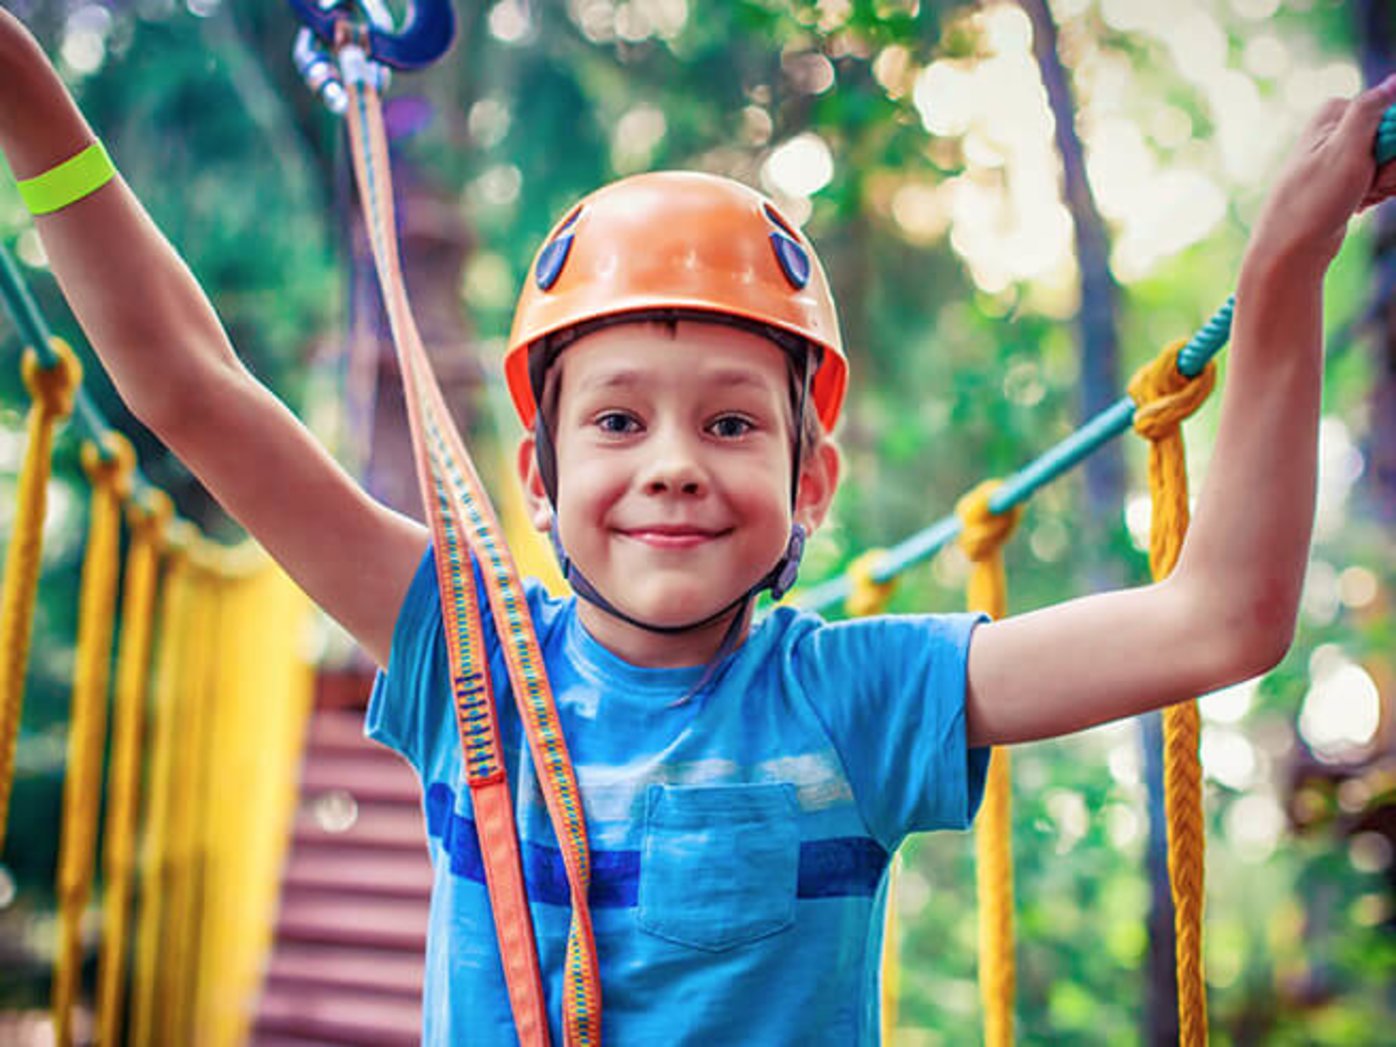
[1016,3,1178,1043]
[1357,0,1396,526]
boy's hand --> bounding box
[1248,76,1396,279]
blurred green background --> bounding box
[1,0,1394,1043]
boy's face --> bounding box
[520,319,837,663]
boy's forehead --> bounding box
[558,320,791,394]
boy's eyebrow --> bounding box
[576,368,778,395]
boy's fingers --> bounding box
[1360,164,1396,210]
[1337,78,1396,146]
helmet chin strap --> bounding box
[530,324,815,670]
[548,518,806,636]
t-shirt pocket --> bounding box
[638,781,799,952]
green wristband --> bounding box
[17,142,116,216]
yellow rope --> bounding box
[169,550,225,1043]
[96,491,172,1047]
[1126,341,1217,1047]
[845,549,897,619]
[129,525,194,1047]
[0,338,81,852]
[957,479,1021,1047]
[51,432,134,1047]
[842,551,903,1042]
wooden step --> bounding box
[283,849,433,900]
[264,942,425,999]
[254,985,421,1046]
[292,801,426,853]
[276,892,428,952]
[299,753,422,806]
[251,1033,356,1047]
[303,709,390,754]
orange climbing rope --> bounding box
[957,480,1023,1047]
[1127,340,1217,1047]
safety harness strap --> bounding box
[342,58,601,1047]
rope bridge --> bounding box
[8,38,1396,1042]
[0,245,315,1047]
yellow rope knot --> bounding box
[1127,340,1216,444]
[956,479,1021,622]
[21,338,83,419]
[844,549,896,617]
[80,431,137,501]
[127,490,174,545]
[956,480,1022,562]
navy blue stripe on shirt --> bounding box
[424,782,887,907]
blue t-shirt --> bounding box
[367,549,989,1045]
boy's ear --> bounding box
[794,440,841,535]
[516,435,553,532]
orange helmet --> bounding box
[504,171,847,431]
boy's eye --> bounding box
[595,411,641,435]
[709,415,754,439]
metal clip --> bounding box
[292,27,348,114]
[286,0,456,72]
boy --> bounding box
[4,9,1395,1043]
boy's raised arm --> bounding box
[964,80,1396,748]
[0,10,427,667]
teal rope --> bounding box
[795,295,1237,613]
[0,242,114,450]
[0,241,158,489]
[1378,107,1396,166]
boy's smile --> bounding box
[521,319,837,668]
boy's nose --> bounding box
[638,431,707,496]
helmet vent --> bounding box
[770,231,811,289]
[763,203,797,237]
[763,203,810,289]
[534,206,584,290]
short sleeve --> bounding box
[365,547,450,774]
[789,611,990,849]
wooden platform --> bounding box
[251,707,430,1045]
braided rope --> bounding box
[161,554,219,1045]
[51,433,134,1047]
[1126,340,1217,1046]
[128,528,193,1047]
[96,492,171,1046]
[0,338,81,852]
[957,479,1022,1047]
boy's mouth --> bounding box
[616,525,730,549]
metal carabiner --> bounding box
[286,0,456,71]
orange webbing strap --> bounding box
[956,480,1021,1047]
[1127,341,1216,1047]
[342,60,599,1046]
[95,491,171,1047]
[52,433,134,1047]
[0,338,81,852]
